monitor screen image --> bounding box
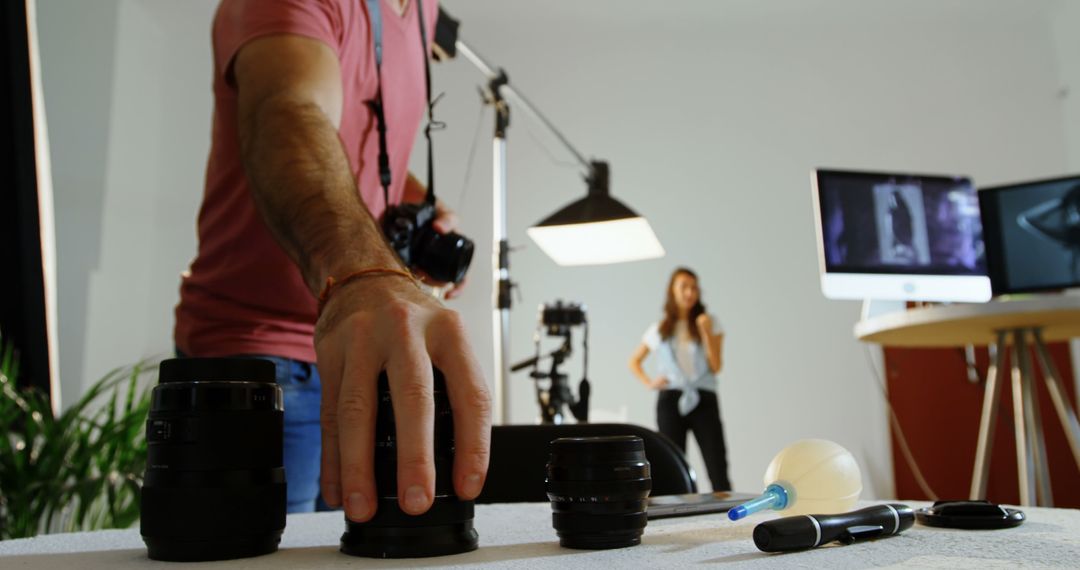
[812,169,992,302]
[979,175,1080,295]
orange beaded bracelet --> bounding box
[317,268,417,315]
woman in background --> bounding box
[628,267,731,491]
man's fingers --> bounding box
[432,208,459,234]
[443,275,467,300]
[428,310,491,500]
[316,340,345,509]
[335,346,381,522]
[386,322,436,515]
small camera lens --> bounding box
[141,357,285,562]
[340,369,478,558]
[546,436,652,549]
[415,230,475,284]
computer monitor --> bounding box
[979,174,1080,295]
[811,169,992,302]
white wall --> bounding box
[1055,0,1080,170]
[39,0,216,404]
[39,0,1072,498]
[1051,0,1080,393]
[37,0,118,412]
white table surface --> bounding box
[1,501,1078,568]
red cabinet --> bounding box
[885,343,1080,506]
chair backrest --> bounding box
[477,423,697,503]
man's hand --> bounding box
[431,199,459,235]
[314,277,491,520]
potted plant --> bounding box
[0,335,155,539]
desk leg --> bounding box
[970,330,1007,500]
[1017,330,1053,506]
[1011,330,1036,507]
[1032,329,1080,474]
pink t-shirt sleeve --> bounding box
[213,0,345,85]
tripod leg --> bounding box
[1032,329,1080,473]
[1017,330,1053,506]
[971,331,1007,500]
[1011,330,1036,506]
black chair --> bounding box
[477,423,697,503]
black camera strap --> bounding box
[365,0,440,209]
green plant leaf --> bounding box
[0,346,158,540]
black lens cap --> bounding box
[159,357,276,384]
[550,435,645,455]
[915,500,1024,530]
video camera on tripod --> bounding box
[511,300,590,424]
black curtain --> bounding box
[1,0,53,396]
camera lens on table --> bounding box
[340,369,479,558]
[546,435,652,549]
[140,357,285,562]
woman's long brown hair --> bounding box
[659,267,706,343]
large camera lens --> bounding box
[140,357,285,562]
[415,229,475,285]
[546,435,651,549]
[340,369,478,558]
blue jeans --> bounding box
[174,350,328,513]
[260,355,325,513]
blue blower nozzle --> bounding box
[728,483,791,521]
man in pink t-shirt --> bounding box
[174,0,490,517]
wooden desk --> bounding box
[855,296,1080,347]
[855,297,1080,507]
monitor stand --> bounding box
[860,299,906,320]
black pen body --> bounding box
[753,504,914,553]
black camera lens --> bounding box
[381,201,474,285]
[546,435,652,549]
[340,369,478,558]
[415,229,475,285]
[140,357,285,562]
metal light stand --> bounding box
[456,41,596,425]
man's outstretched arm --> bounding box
[233,33,491,522]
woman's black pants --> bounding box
[656,389,732,492]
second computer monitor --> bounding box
[979,174,1080,295]
[812,168,992,302]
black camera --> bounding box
[383,201,474,284]
[340,369,478,558]
[140,358,285,562]
[511,300,590,424]
[541,301,586,336]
